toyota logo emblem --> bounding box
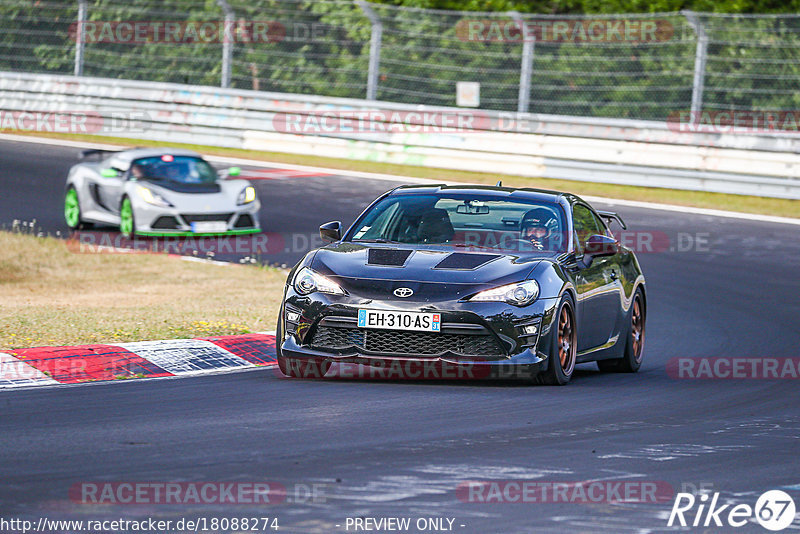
[393,287,414,298]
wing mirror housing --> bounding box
[319,221,342,243]
[227,166,241,177]
[584,234,619,258]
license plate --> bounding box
[191,221,228,233]
[358,309,441,332]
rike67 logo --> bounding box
[668,490,796,531]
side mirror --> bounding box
[227,166,241,177]
[319,221,342,243]
[100,168,119,178]
[584,234,619,258]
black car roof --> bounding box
[389,184,575,205]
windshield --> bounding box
[129,155,218,184]
[349,193,567,253]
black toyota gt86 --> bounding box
[276,184,646,385]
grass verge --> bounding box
[5,130,798,219]
[0,230,286,350]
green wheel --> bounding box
[119,196,135,238]
[64,187,83,230]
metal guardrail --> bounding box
[1,71,799,199]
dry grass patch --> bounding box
[0,231,287,349]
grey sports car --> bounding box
[63,147,260,237]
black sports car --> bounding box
[276,184,646,385]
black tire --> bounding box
[597,287,645,373]
[275,303,284,360]
[535,293,577,385]
[276,303,290,374]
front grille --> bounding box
[151,216,180,229]
[233,214,255,228]
[310,325,504,356]
[181,213,233,224]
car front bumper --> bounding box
[279,289,561,379]
[133,199,261,236]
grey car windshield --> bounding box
[129,156,218,184]
[350,194,566,252]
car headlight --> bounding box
[136,185,173,207]
[293,267,346,296]
[468,280,539,306]
[237,186,256,205]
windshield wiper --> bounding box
[353,238,400,244]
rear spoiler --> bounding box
[79,148,119,161]
[597,210,627,230]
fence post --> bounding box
[683,11,708,124]
[74,0,87,76]
[217,0,234,88]
[357,0,382,101]
[511,12,534,113]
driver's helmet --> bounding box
[520,208,555,242]
[130,163,145,178]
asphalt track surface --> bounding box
[1,137,800,533]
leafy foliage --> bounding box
[2,0,800,120]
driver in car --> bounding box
[130,163,146,179]
[520,208,557,251]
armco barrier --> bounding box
[1,71,799,199]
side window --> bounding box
[353,201,400,240]
[572,204,604,254]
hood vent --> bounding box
[144,180,221,194]
[434,252,500,270]
[367,248,413,267]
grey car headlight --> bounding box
[468,280,539,306]
[136,185,173,207]
[293,267,346,296]
[237,186,256,205]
